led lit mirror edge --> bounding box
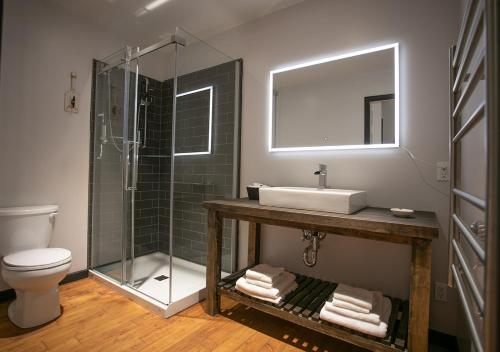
[267,42,400,152]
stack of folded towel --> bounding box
[235,264,298,304]
[320,283,392,338]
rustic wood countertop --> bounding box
[203,198,439,244]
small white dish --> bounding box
[390,208,415,218]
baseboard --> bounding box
[0,269,89,303]
[429,329,459,351]
[61,269,89,284]
[0,287,15,302]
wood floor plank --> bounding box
[0,278,367,352]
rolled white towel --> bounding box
[235,272,296,299]
[246,264,285,284]
[325,292,384,325]
[330,297,370,314]
[245,271,290,289]
[333,283,374,311]
[236,278,298,304]
[320,296,392,338]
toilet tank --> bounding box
[0,205,59,257]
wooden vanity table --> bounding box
[203,199,439,352]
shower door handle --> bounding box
[131,131,140,190]
[124,153,131,191]
[131,148,139,191]
[124,148,136,191]
[125,140,139,191]
[125,162,138,191]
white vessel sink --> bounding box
[259,187,367,214]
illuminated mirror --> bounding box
[269,43,399,152]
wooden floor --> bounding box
[0,278,366,352]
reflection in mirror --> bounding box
[269,43,398,151]
[364,94,395,144]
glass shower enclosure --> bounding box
[89,28,241,313]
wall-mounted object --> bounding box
[64,72,80,113]
[269,43,399,152]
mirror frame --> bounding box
[268,43,399,152]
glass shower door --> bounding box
[123,49,140,287]
[91,47,136,284]
[123,41,177,305]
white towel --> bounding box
[325,292,384,325]
[245,264,285,284]
[330,297,370,314]
[333,283,374,311]
[320,296,392,338]
[235,272,296,299]
[236,278,298,304]
[245,271,291,289]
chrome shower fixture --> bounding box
[96,113,107,160]
[98,113,107,145]
[139,78,153,148]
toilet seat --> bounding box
[2,248,71,272]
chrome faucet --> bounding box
[314,164,327,189]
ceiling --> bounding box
[50,0,305,48]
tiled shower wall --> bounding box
[165,61,240,271]
[133,76,165,256]
[89,60,241,272]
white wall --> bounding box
[0,0,126,289]
[197,0,459,334]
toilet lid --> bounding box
[2,248,71,271]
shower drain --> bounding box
[154,275,169,281]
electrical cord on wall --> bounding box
[401,146,450,198]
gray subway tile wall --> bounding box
[133,76,164,257]
[158,80,173,254]
[168,60,240,271]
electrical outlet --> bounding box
[435,282,448,302]
[436,161,450,182]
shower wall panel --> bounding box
[90,63,127,270]
[162,60,239,271]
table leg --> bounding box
[247,222,261,267]
[206,209,223,316]
[408,239,432,351]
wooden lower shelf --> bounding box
[218,269,409,352]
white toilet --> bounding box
[0,205,72,328]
